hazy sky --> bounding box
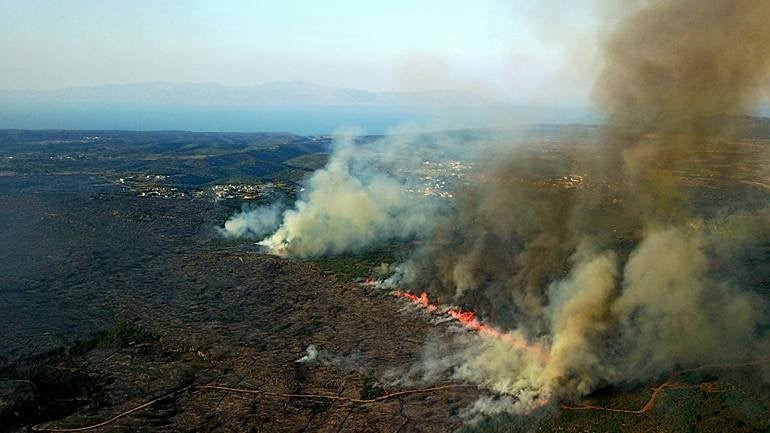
[0,0,602,105]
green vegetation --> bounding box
[93,321,157,349]
[0,130,332,189]
[311,242,409,281]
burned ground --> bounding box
[0,165,482,432]
[1,129,769,432]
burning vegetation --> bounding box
[218,0,770,422]
[393,290,549,365]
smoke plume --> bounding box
[401,0,770,414]
[218,203,284,239]
[225,0,770,416]
[257,130,444,257]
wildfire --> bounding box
[393,289,549,363]
[393,290,437,312]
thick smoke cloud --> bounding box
[612,227,763,379]
[259,132,435,257]
[218,203,284,239]
[224,0,770,417]
[401,0,770,413]
[596,0,770,226]
[224,127,490,257]
[541,243,617,395]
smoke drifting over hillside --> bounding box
[224,0,770,416]
[234,128,485,257]
[395,0,770,412]
[258,134,434,257]
[219,203,285,239]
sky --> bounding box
[0,0,602,106]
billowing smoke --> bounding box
[224,0,770,417]
[611,227,762,379]
[227,127,502,257]
[399,0,770,414]
[218,203,284,239]
[257,130,444,257]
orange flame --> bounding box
[395,290,438,312]
[393,290,548,363]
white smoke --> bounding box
[259,132,435,256]
[408,225,767,418]
[220,124,523,257]
[217,0,770,419]
[294,344,368,373]
[296,344,319,363]
[218,203,284,239]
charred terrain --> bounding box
[1,126,769,432]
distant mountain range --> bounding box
[0,81,490,108]
[0,81,598,134]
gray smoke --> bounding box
[218,203,284,239]
[259,132,437,257]
[224,0,770,417]
[399,0,770,414]
[239,127,510,257]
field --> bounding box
[1,126,769,432]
